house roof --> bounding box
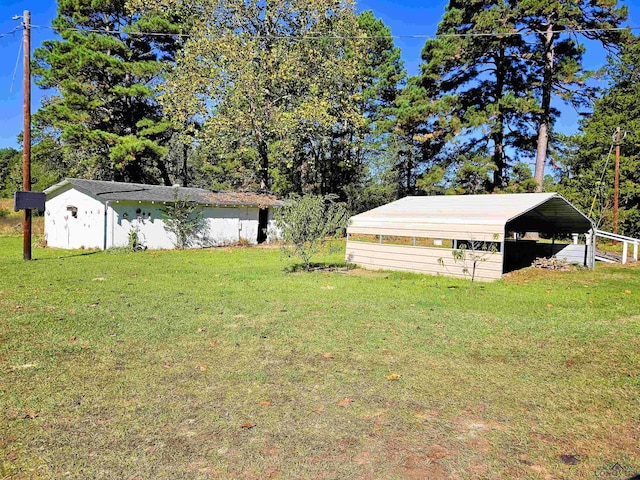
[44,178,282,208]
[348,193,593,240]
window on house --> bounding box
[66,206,78,218]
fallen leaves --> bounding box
[624,290,632,295]
[195,365,207,371]
[322,352,334,359]
[337,398,354,408]
[5,450,18,461]
[260,401,271,407]
[546,304,553,309]
[385,373,401,381]
[241,423,256,429]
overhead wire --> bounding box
[0,25,21,38]
[588,140,614,218]
[9,35,22,94]
[588,128,629,220]
[27,23,640,40]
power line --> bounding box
[0,25,21,38]
[9,33,22,94]
[27,23,640,41]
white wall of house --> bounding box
[45,188,277,250]
[45,186,106,249]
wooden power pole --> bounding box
[613,127,620,236]
[22,10,31,260]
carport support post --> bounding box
[588,230,596,269]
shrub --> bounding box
[274,194,349,270]
[162,189,207,249]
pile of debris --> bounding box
[531,256,570,271]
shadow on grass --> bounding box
[284,262,356,274]
[31,250,102,261]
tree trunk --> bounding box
[534,20,555,192]
[405,147,414,195]
[257,138,269,192]
[182,142,189,187]
[157,159,173,186]
[492,47,506,190]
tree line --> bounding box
[0,0,637,235]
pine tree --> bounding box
[33,0,181,185]
[419,0,537,191]
[387,77,436,196]
[516,0,628,190]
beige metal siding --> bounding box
[346,241,503,281]
[348,226,504,242]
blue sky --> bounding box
[0,0,637,150]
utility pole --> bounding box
[22,10,31,261]
[613,127,620,236]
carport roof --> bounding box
[44,178,282,208]
[349,193,594,236]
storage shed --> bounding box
[345,193,595,281]
[44,179,281,250]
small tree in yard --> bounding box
[162,190,207,249]
[274,194,349,270]
[439,234,500,292]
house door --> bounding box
[257,208,268,244]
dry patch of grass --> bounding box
[0,199,44,236]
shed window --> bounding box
[66,206,78,218]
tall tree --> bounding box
[419,0,537,192]
[33,0,181,185]
[134,0,364,193]
[557,36,640,236]
[516,0,628,190]
[386,77,437,196]
[301,10,406,201]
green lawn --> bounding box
[1,236,639,479]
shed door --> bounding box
[257,208,268,243]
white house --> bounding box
[44,179,282,250]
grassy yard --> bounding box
[1,236,639,479]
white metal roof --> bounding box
[348,193,593,240]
